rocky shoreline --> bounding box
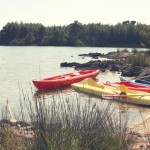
[0,119,34,139]
[60,51,150,81]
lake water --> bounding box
[0,46,150,125]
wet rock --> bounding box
[110,64,120,71]
[121,69,132,77]
[60,51,150,80]
[60,62,79,67]
[130,66,142,76]
[121,65,142,77]
[137,67,150,81]
[61,59,125,72]
[78,52,103,59]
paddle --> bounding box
[102,91,150,99]
[102,94,150,97]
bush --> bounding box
[144,50,150,56]
[127,52,150,67]
[121,49,129,53]
[0,91,130,150]
[132,48,138,54]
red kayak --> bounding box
[33,69,100,90]
[104,81,150,93]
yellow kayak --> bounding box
[71,78,117,96]
[71,78,150,106]
[111,85,150,105]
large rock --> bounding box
[121,66,142,77]
[60,62,79,67]
[78,52,103,59]
[137,67,150,81]
[130,66,142,76]
[110,64,120,71]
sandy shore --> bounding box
[129,118,150,149]
[1,118,150,149]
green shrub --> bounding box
[127,52,150,67]
[0,92,130,150]
[132,48,138,54]
[117,49,120,53]
[144,50,150,56]
[0,127,28,150]
[121,49,129,53]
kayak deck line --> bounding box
[72,78,150,106]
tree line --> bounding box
[0,21,150,48]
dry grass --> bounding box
[0,88,131,150]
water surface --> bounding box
[0,46,149,125]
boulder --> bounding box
[130,66,142,76]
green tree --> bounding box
[67,21,84,46]
[25,32,35,45]
[139,25,150,48]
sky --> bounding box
[0,0,150,29]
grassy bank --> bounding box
[117,48,150,67]
[0,91,131,150]
[127,50,150,67]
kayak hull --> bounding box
[120,76,150,86]
[105,81,150,93]
[112,85,150,106]
[33,70,100,90]
[72,78,150,106]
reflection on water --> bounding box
[33,86,72,98]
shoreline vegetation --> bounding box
[0,95,130,150]
[0,20,150,49]
[0,84,150,149]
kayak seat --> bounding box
[106,81,111,85]
[119,92,127,100]
[87,78,104,89]
[74,72,80,76]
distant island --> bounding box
[0,20,150,48]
